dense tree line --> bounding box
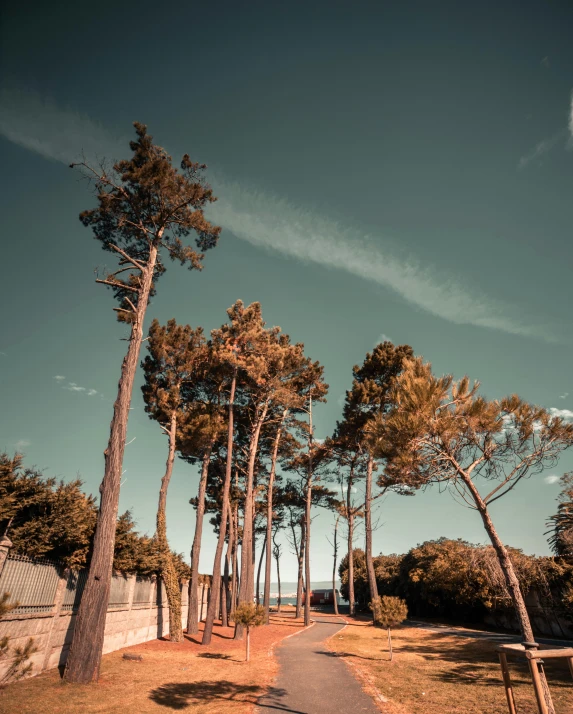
[339,539,573,624]
[0,453,189,576]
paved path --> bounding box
[256,616,379,714]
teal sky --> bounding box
[1,0,572,581]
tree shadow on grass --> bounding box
[149,681,296,711]
[397,632,573,690]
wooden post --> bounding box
[498,652,517,714]
[0,536,12,577]
[388,628,393,662]
[528,658,549,714]
[246,626,250,662]
[568,657,573,681]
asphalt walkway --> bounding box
[255,616,379,714]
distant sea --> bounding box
[258,581,348,606]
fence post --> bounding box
[0,536,12,577]
[42,567,69,672]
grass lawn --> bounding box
[0,613,304,714]
[327,619,573,714]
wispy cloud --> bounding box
[549,407,573,421]
[0,87,125,165]
[0,87,554,341]
[541,56,550,69]
[519,90,573,168]
[518,129,567,169]
[375,334,392,346]
[559,392,569,400]
[209,178,546,339]
[53,375,66,381]
[14,439,31,449]
[544,474,561,485]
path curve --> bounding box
[256,616,379,714]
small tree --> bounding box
[231,602,265,662]
[370,595,407,661]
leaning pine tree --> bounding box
[64,123,220,683]
[374,357,573,714]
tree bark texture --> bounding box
[274,533,282,614]
[263,418,285,623]
[230,502,239,610]
[222,508,233,627]
[64,244,158,683]
[187,445,213,633]
[304,397,313,627]
[347,468,355,617]
[236,402,268,639]
[296,521,305,619]
[256,532,267,606]
[156,411,183,642]
[202,371,236,645]
[365,454,379,616]
[332,516,340,616]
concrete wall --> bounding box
[0,574,210,681]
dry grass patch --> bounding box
[0,613,303,714]
[328,620,573,714]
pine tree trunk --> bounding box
[202,370,236,645]
[296,521,305,619]
[156,411,183,642]
[347,472,355,617]
[187,445,213,634]
[256,532,267,606]
[64,244,158,684]
[264,418,285,623]
[275,539,282,613]
[365,454,379,617]
[222,508,233,627]
[304,397,313,627]
[347,518,355,616]
[461,472,555,714]
[236,403,268,639]
[230,503,239,610]
[333,516,339,616]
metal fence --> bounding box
[108,574,131,609]
[0,555,172,615]
[62,569,88,613]
[0,554,61,614]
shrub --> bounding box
[370,595,407,661]
[230,602,265,661]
